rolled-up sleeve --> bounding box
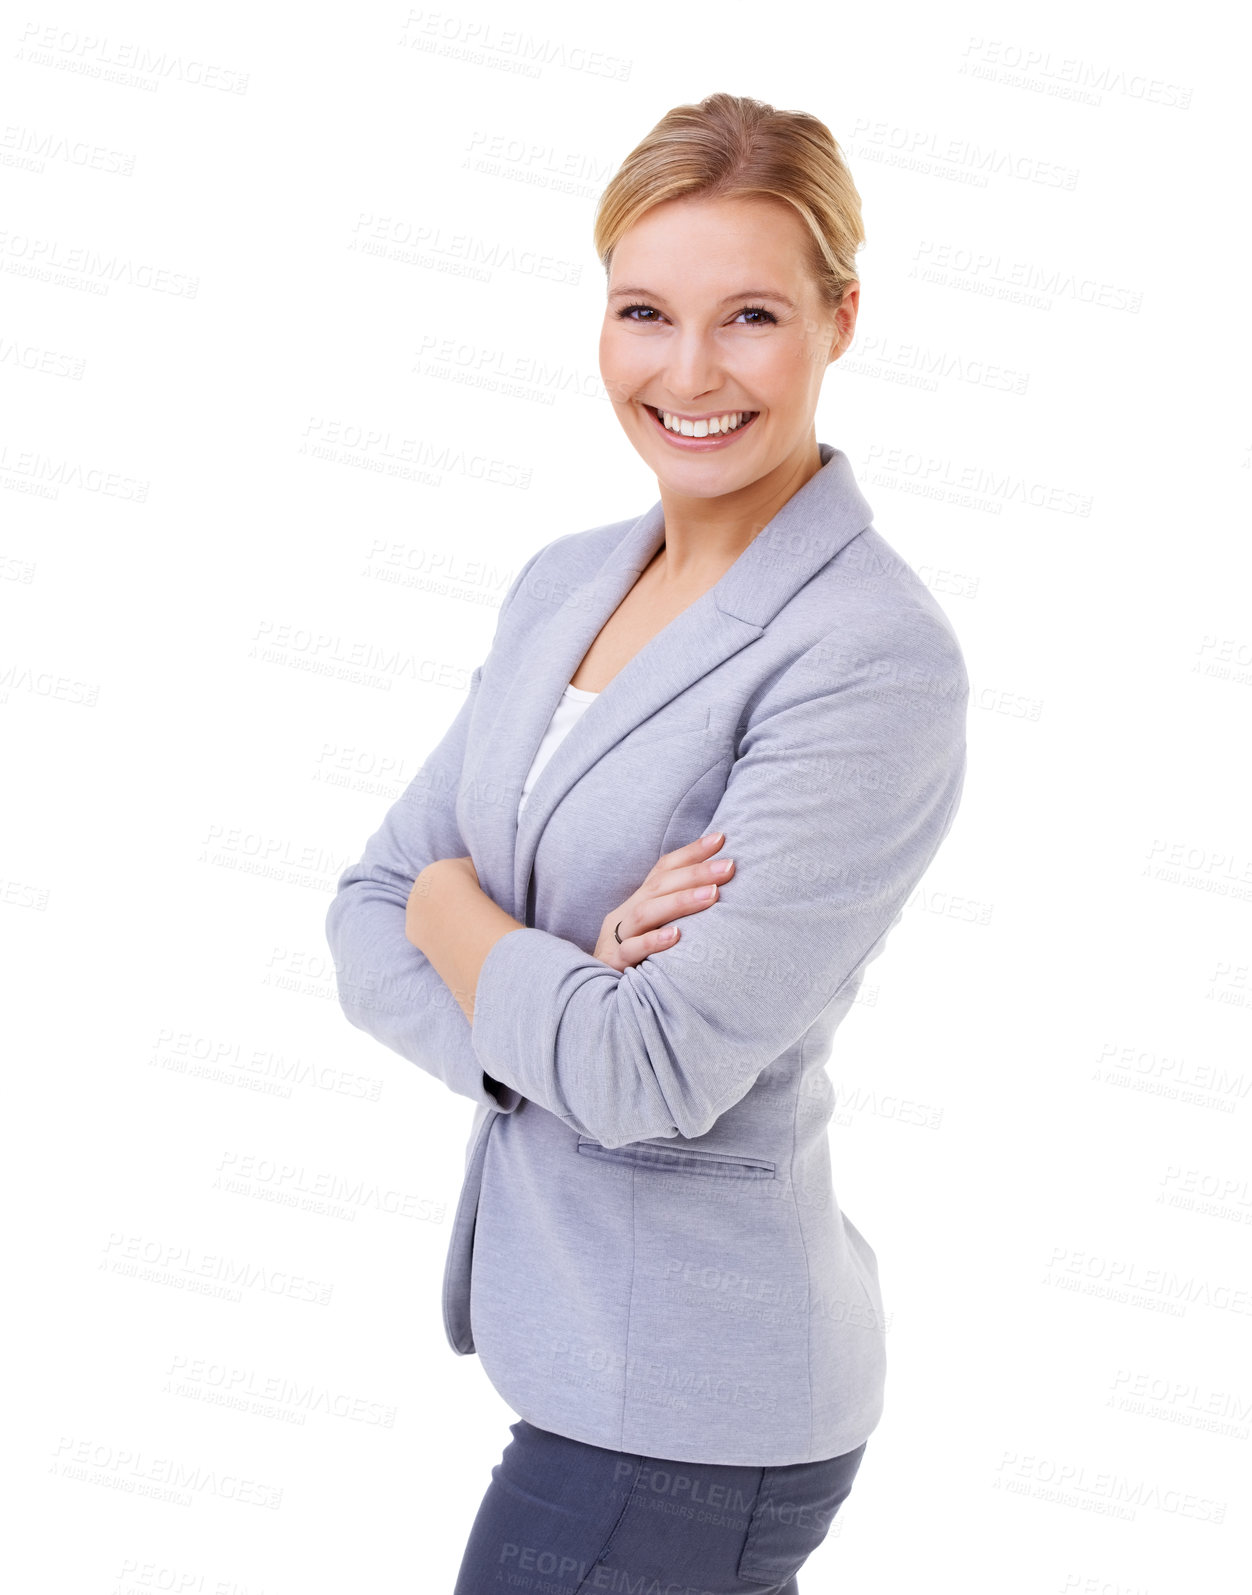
[324,548,546,1111]
[469,610,969,1148]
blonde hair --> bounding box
[593,92,865,310]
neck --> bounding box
[652,434,824,586]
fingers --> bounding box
[631,833,735,943]
[613,921,681,969]
[609,832,734,969]
[645,881,722,929]
[657,830,725,871]
[649,839,735,903]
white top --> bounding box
[518,683,600,818]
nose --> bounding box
[665,326,723,406]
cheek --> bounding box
[777,336,826,376]
[599,326,643,402]
[739,339,813,399]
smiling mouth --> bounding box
[643,404,760,439]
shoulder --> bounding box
[826,525,966,674]
[756,524,969,728]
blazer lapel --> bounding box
[469,443,874,924]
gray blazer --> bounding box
[325,442,968,1466]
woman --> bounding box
[326,93,968,1593]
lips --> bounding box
[642,404,760,443]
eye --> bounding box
[736,304,778,325]
[613,302,779,325]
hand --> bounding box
[593,831,735,971]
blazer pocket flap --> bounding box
[576,1135,774,1179]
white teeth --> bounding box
[656,408,754,436]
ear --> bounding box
[827,282,860,364]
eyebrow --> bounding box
[608,286,797,312]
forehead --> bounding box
[610,194,812,293]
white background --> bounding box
[4,2,1250,1591]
